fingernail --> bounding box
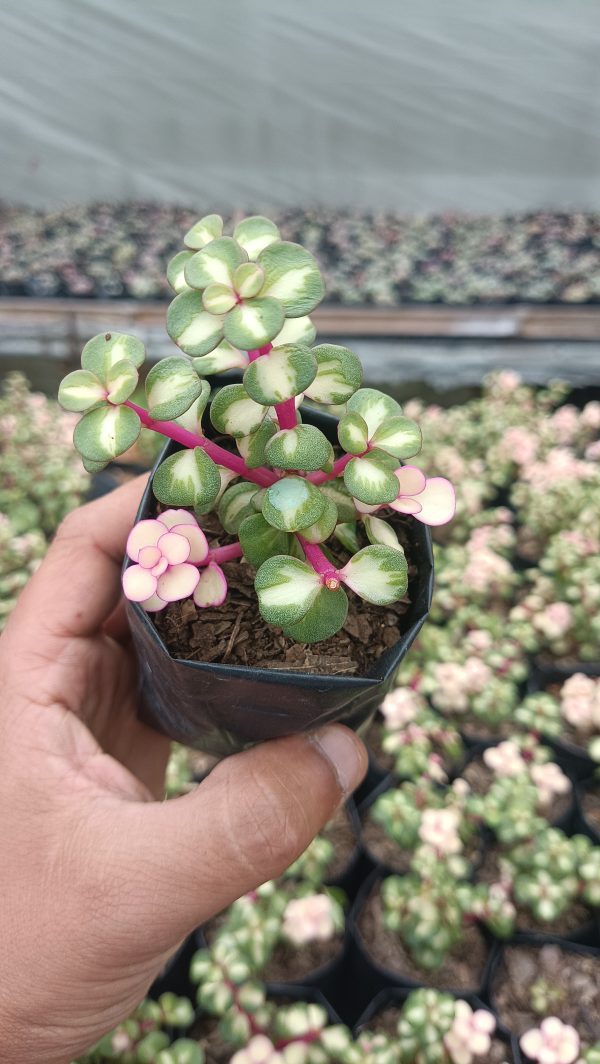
[310,724,366,797]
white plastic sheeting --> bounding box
[1,0,600,211]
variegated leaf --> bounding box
[236,417,278,468]
[265,425,332,472]
[346,388,403,440]
[217,481,260,534]
[193,562,228,608]
[257,241,325,316]
[167,291,224,356]
[371,415,422,460]
[340,544,408,605]
[255,555,322,626]
[183,213,224,250]
[58,369,106,412]
[184,236,247,290]
[320,478,357,523]
[273,315,317,347]
[297,495,338,543]
[233,215,281,260]
[105,358,138,405]
[223,297,285,351]
[363,515,401,549]
[334,521,360,553]
[202,282,237,315]
[338,411,369,455]
[282,585,348,644]
[171,380,211,435]
[210,384,268,439]
[152,447,221,511]
[192,340,248,376]
[304,344,362,405]
[238,513,292,568]
[262,476,326,532]
[344,451,400,506]
[243,344,317,406]
[81,332,145,384]
[166,250,194,293]
[145,358,203,421]
[73,404,141,462]
[233,261,265,299]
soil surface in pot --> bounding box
[582,786,600,833]
[493,943,600,1046]
[319,806,357,882]
[365,1007,513,1063]
[356,880,489,991]
[153,513,417,676]
[462,758,573,825]
[476,845,594,937]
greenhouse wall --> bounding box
[2,0,600,211]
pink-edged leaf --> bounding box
[140,591,168,613]
[390,497,423,515]
[123,564,158,602]
[157,530,191,565]
[171,522,209,563]
[193,562,228,608]
[138,545,162,569]
[126,519,165,561]
[156,562,200,602]
[151,556,169,578]
[158,508,199,530]
[412,477,456,526]
[394,465,427,497]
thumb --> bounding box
[109,725,367,954]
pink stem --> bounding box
[296,535,341,588]
[125,401,277,488]
[308,452,354,485]
[203,543,242,565]
[275,397,298,430]
[247,343,273,362]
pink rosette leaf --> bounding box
[126,519,165,561]
[138,545,162,569]
[123,565,158,602]
[157,563,200,602]
[193,562,228,608]
[158,508,199,530]
[139,591,168,613]
[172,522,209,563]
[412,477,456,526]
[394,465,427,496]
[157,530,191,565]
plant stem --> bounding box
[204,543,242,565]
[296,535,341,588]
[246,344,297,431]
[247,343,273,362]
[125,401,277,487]
[307,452,354,485]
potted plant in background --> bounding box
[58,214,454,754]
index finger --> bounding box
[2,475,148,647]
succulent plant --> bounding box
[73,994,197,1063]
[520,1017,580,1064]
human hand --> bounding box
[0,478,367,1064]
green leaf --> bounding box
[265,424,333,471]
[236,417,278,468]
[184,236,247,290]
[364,514,401,549]
[371,415,422,460]
[233,215,281,260]
[320,478,357,523]
[153,447,221,510]
[340,544,408,605]
[297,495,338,543]
[218,481,260,534]
[338,411,369,455]
[210,384,268,438]
[58,369,106,412]
[73,404,141,462]
[167,291,224,356]
[81,455,109,474]
[255,555,322,626]
[257,241,325,316]
[172,380,211,434]
[334,521,360,553]
[346,388,403,440]
[105,358,138,405]
[238,513,292,567]
[233,261,265,298]
[192,340,248,376]
[81,332,145,383]
[167,250,194,293]
[262,476,326,532]
[145,358,202,421]
[344,451,400,505]
[243,344,317,406]
[202,283,237,315]
[282,585,348,643]
[183,213,224,250]
[223,297,285,350]
[273,315,317,347]
[305,344,363,405]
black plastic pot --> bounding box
[527,667,598,781]
[575,776,600,846]
[126,407,434,755]
[149,932,198,1003]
